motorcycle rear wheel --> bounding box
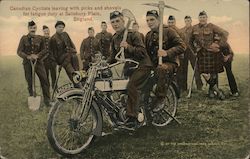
[151,84,178,126]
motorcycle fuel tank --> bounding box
[95,79,129,92]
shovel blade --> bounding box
[122,9,136,21]
[28,96,41,111]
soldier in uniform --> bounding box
[145,11,186,110]
[80,27,99,71]
[132,22,145,43]
[95,21,113,59]
[17,21,51,106]
[49,21,80,85]
[189,11,228,99]
[167,15,188,92]
[42,25,57,90]
[214,34,239,97]
[108,11,153,127]
[180,16,203,90]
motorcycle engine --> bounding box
[110,92,128,122]
[100,69,113,78]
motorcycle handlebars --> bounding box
[72,51,139,84]
[97,58,139,71]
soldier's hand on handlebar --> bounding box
[120,41,128,49]
[158,49,168,57]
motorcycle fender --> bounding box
[56,88,84,101]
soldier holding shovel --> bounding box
[17,21,51,108]
[108,10,153,128]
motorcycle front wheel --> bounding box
[47,96,98,157]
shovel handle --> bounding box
[30,59,37,67]
[30,59,37,97]
[119,19,133,60]
[52,65,62,100]
[186,57,198,98]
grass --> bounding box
[0,54,249,159]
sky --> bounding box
[0,0,249,56]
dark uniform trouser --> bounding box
[126,67,151,117]
[224,61,238,94]
[44,60,57,89]
[61,54,80,83]
[82,59,90,71]
[208,74,218,89]
[177,50,203,92]
[23,61,50,100]
[176,57,186,91]
[155,63,177,98]
[102,51,110,60]
[182,49,203,90]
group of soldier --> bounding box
[165,11,239,100]
[17,9,239,127]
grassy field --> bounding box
[0,54,249,159]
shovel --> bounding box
[51,65,62,101]
[28,59,41,111]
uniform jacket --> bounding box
[17,34,46,64]
[189,23,229,52]
[180,25,193,45]
[145,26,186,67]
[80,36,99,61]
[189,23,228,74]
[49,32,77,65]
[108,29,153,68]
[95,31,112,57]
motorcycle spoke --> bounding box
[60,130,71,147]
[158,111,168,122]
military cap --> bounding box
[199,11,207,16]
[184,15,191,19]
[42,25,49,30]
[133,22,139,26]
[146,10,159,18]
[88,27,94,31]
[168,15,175,20]
[110,11,123,20]
[28,20,36,27]
[55,21,65,28]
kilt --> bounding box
[197,50,224,74]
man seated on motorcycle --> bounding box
[145,10,186,111]
[107,11,153,128]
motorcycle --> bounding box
[47,52,180,157]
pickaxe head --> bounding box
[143,1,179,11]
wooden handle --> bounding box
[158,1,164,65]
[30,59,37,96]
